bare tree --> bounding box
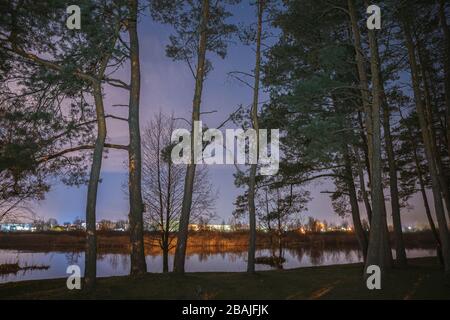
[150,0,238,274]
[141,112,216,272]
[257,185,308,260]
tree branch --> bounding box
[104,77,131,90]
[106,114,128,122]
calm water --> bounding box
[0,248,436,284]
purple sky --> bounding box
[30,3,432,228]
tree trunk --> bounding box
[128,0,146,276]
[247,164,257,273]
[413,140,444,265]
[264,189,274,248]
[343,146,368,261]
[277,237,283,270]
[355,145,372,223]
[173,0,209,274]
[364,0,391,276]
[358,164,372,224]
[348,0,373,182]
[365,0,393,268]
[349,1,385,246]
[164,154,172,273]
[434,145,450,221]
[275,200,283,270]
[162,235,169,273]
[83,82,106,291]
[417,41,450,220]
[382,100,407,266]
[155,115,167,272]
[438,0,450,158]
[398,105,445,265]
[402,14,450,278]
[247,0,264,274]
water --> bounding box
[0,248,436,284]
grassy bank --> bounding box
[0,230,438,254]
[0,257,448,299]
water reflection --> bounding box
[0,247,436,284]
[64,252,82,265]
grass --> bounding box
[0,257,448,300]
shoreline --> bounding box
[0,257,448,299]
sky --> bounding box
[30,2,432,228]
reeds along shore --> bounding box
[0,262,50,275]
[0,230,438,255]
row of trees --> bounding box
[1,0,450,288]
[1,0,147,290]
[243,0,450,281]
[0,0,235,288]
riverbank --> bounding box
[0,257,448,299]
[0,230,438,254]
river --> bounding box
[0,247,437,284]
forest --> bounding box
[0,0,450,299]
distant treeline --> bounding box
[0,230,438,255]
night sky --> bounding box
[30,2,432,228]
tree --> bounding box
[382,94,407,266]
[0,0,136,288]
[126,0,147,276]
[438,0,450,156]
[306,217,321,233]
[46,218,58,228]
[259,186,308,252]
[0,29,95,224]
[347,0,373,181]
[362,0,394,276]
[0,98,71,222]
[262,0,374,263]
[245,0,267,273]
[400,6,450,279]
[397,108,444,264]
[347,0,375,235]
[141,112,216,272]
[342,146,368,259]
[412,17,450,220]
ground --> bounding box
[0,257,449,299]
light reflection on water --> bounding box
[0,248,436,284]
